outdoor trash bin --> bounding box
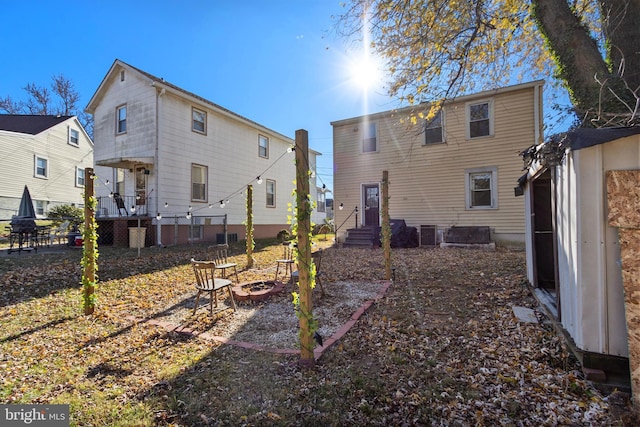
[129,227,146,248]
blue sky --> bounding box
[1,1,398,194]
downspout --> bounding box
[155,85,164,246]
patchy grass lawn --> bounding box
[0,240,636,426]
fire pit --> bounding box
[232,280,286,302]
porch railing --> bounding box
[96,195,155,217]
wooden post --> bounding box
[83,168,96,315]
[295,129,314,366]
[246,184,254,268]
[381,171,391,280]
[607,170,640,407]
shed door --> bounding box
[363,184,380,227]
[531,169,560,316]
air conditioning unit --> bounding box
[420,225,437,247]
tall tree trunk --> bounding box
[532,0,609,120]
[534,0,640,124]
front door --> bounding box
[363,184,380,227]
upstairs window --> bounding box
[76,167,85,187]
[69,128,79,146]
[258,134,269,158]
[363,121,377,152]
[467,100,492,138]
[424,110,444,144]
[192,107,206,134]
[35,156,48,178]
[116,105,127,134]
[266,179,276,207]
[191,164,207,201]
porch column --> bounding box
[607,170,640,406]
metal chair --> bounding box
[114,193,128,216]
[275,243,295,282]
[208,244,239,284]
[191,259,237,315]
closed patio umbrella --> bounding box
[17,185,36,218]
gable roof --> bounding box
[85,59,295,144]
[0,114,72,135]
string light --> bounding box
[186,212,192,219]
[208,203,213,209]
[188,205,192,211]
[219,199,225,208]
[339,203,344,210]
[256,176,263,184]
[105,179,110,185]
[156,213,162,220]
[164,202,169,208]
[131,205,136,213]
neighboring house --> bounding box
[331,80,544,247]
[518,126,640,386]
[0,115,94,218]
[85,59,321,246]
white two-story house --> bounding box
[0,115,93,218]
[86,59,322,247]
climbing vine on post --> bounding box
[293,129,316,366]
[246,184,254,268]
[381,171,392,280]
[82,168,99,315]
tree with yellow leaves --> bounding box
[339,0,640,127]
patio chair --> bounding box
[49,220,70,245]
[208,244,239,283]
[292,248,325,295]
[275,243,295,283]
[113,193,128,216]
[191,259,237,315]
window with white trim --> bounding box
[116,105,127,134]
[191,164,207,201]
[35,156,48,178]
[258,134,269,158]
[266,179,276,207]
[424,110,444,144]
[467,100,493,138]
[192,107,206,134]
[363,121,378,152]
[69,128,79,146]
[35,200,45,216]
[76,167,85,187]
[465,167,497,209]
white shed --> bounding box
[519,127,640,388]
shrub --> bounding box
[276,229,291,242]
[48,204,84,230]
